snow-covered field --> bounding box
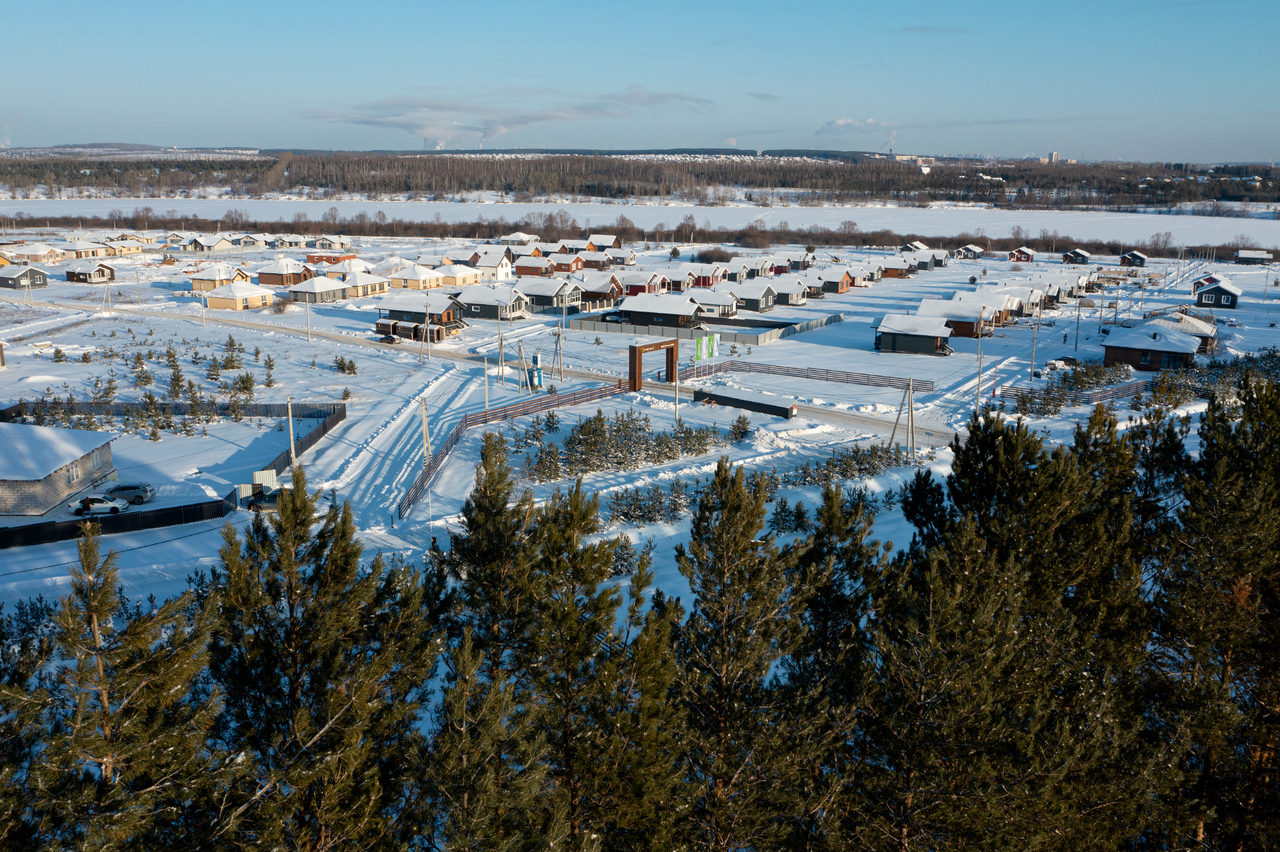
[2,233,1277,610]
[2,197,1279,246]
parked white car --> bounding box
[68,494,130,516]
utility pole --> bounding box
[287,396,297,471]
[498,333,505,387]
[418,324,426,364]
[135,272,142,305]
[484,357,489,411]
[1075,297,1082,351]
[1029,304,1040,383]
[674,358,679,423]
[420,396,431,469]
[975,331,984,417]
[305,300,311,342]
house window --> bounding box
[66,463,80,484]
[1139,352,1150,365]
[1202,294,1215,304]
[1221,295,1232,305]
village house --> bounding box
[873,314,954,356]
[578,251,613,270]
[184,235,235,253]
[234,233,273,249]
[588,234,621,250]
[518,277,583,309]
[104,239,146,257]
[916,299,997,338]
[375,291,466,342]
[256,257,314,288]
[205,280,276,311]
[675,262,727,288]
[620,293,707,328]
[64,261,116,283]
[721,281,776,313]
[1234,250,1273,265]
[369,255,413,277]
[818,268,852,294]
[572,271,624,303]
[1008,246,1036,263]
[1103,326,1199,371]
[321,258,375,279]
[110,232,159,244]
[340,272,390,298]
[954,244,985,259]
[900,241,930,253]
[606,248,637,266]
[1191,273,1231,294]
[557,239,591,254]
[688,289,739,319]
[770,277,809,306]
[1195,280,1242,310]
[288,276,350,304]
[1146,313,1218,354]
[314,235,352,252]
[437,265,483,287]
[0,265,50,289]
[11,243,64,264]
[307,251,357,265]
[273,234,308,250]
[498,231,540,245]
[551,254,585,274]
[473,250,514,281]
[189,263,251,293]
[880,257,913,279]
[0,422,116,516]
[1120,251,1148,267]
[618,272,668,296]
[1062,248,1092,264]
[453,284,531,321]
[514,256,555,277]
[389,264,447,290]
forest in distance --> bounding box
[3,151,1280,208]
[0,384,1277,851]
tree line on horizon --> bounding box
[1,384,1277,851]
[2,153,1278,207]
[1,205,1267,260]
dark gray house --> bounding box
[873,314,954,355]
[1195,281,1242,310]
[0,265,50,289]
[723,282,776,313]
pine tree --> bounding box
[208,466,441,849]
[17,524,222,849]
[673,457,811,850]
[526,481,681,850]
[0,598,56,848]
[1153,381,1280,849]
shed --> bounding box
[1062,249,1092,264]
[873,314,953,355]
[0,423,117,515]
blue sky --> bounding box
[5,0,1277,162]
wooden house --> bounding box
[722,282,776,313]
[770,277,809,306]
[1062,249,1091,264]
[12,243,64,264]
[389,264,447,290]
[818,268,851,294]
[588,233,621,250]
[104,239,146,257]
[578,251,613,269]
[453,284,531,321]
[1120,251,1148,267]
[881,257,913,278]
[550,254,584,274]
[619,272,667,296]
[620,293,706,328]
[1008,246,1036,263]
[688,290,738,319]
[514,256,555,277]
[954,244,985,259]
[437,265,483,287]
[916,299,996,338]
[518,277,582,309]
[1234,250,1273,265]
[572,271,623,302]
[314,235,352,252]
[184,235,234,253]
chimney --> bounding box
[1152,331,1159,340]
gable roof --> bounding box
[207,280,276,300]
[874,314,953,337]
[455,284,528,306]
[621,292,701,316]
[0,423,115,481]
[1104,325,1200,354]
[190,262,245,281]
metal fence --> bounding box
[675,360,934,393]
[567,312,846,346]
[0,400,345,422]
[998,380,1151,406]
[397,381,629,518]
[0,489,237,550]
[260,406,349,476]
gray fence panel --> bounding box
[0,488,238,550]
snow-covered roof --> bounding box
[65,260,115,273]
[874,314,953,337]
[289,277,348,294]
[588,234,617,246]
[0,422,115,481]
[917,299,995,322]
[369,255,412,275]
[1064,248,1092,257]
[190,262,243,281]
[456,284,527,306]
[14,243,58,255]
[60,240,108,251]
[720,281,776,300]
[1104,326,1200,354]
[391,264,446,282]
[516,277,580,297]
[1121,250,1148,259]
[329,258,374,275]
[1147,315,1216,338]
[770,276,809,295]
[1235,249,1273,260]
[257,257,308,275]
[578,251,612,262]
[1199,281,1243,296]
[688,290,738,307]
[207,280,276,300]
[622,293,701,316]
[378,290,459,313]
[515,257,554,269]
[0,265,48,280]
[439,264,480,277]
